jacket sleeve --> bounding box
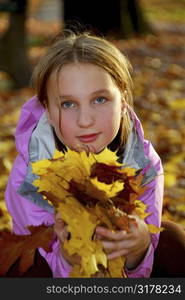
[125,140,164,278]
[5,153,72,277]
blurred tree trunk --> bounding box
[63,0,153,38]
[0,0,31,88]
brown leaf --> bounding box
[0,225,53,276]
[90,162,125,184]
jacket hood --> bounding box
[15,96,44,163]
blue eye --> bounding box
[61,101,76,109]
[94,97,107,104]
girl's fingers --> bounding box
[95,216,140,241]
[128,215,140,232]
[103,242,138,260]
[102,240,125,251]
[54,224,69,243]
[96,226,129,240]
[101,238,135,252]
[55,212,65,224]
[107,249,128,260]
[95,233,102,240]
[54,218,65,230]
[54,213,69,243]
[54,214,65,232]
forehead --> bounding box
[47,63,120,96]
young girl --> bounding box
[5,31,164,278]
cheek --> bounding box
[103,106,121,133]
[59,113,75,138]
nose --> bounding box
[77,106,94,128]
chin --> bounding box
[92,145,107,154]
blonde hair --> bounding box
[32,31,134,150]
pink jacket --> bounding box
[5,96,164,277]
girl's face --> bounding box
[47,63,124,153]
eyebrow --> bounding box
[59,89,111,100]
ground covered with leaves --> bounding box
[118,28,185,228]
[0,7,185,233]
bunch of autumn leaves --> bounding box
[32,148,160,278]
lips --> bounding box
[77,133,100,143]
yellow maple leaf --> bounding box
[70,265,84,278]
[57,196,108,277]
[119,166,137,176]
[93,147,122,166]
[33,178,51,193]
[0,202,12,231]
[62,148,92,179]
[133,200,151,219]
[108,256,126,278]
[80,242,107,277]
[92,205,113,229]
[147,224,164,234]
[53,149,64,159]
[32,159,51,175]
[90,177,124,198]
[33,173,70,199]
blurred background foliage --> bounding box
[0,0,185,230]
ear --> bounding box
[121,90,128,115]
[121,101,127,116]
[122,107,127,116]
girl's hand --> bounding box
[54,213,81,266]
[95,215,151,270]
[54,215,105,277]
